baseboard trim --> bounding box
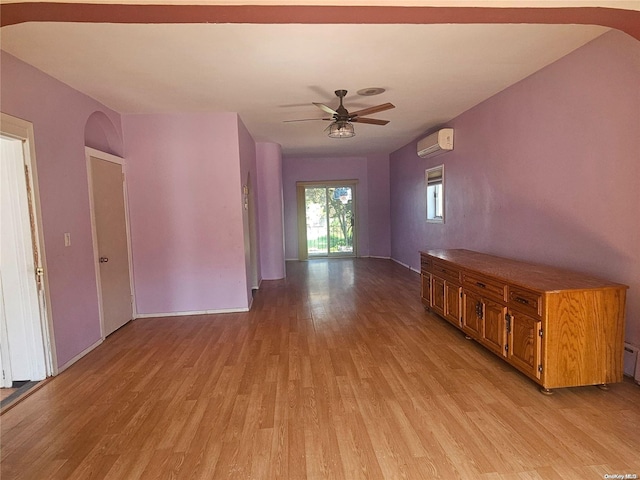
[368,255,391,260]
[57,338,103,374]
[391,257,420,274]
[135,307,250,319]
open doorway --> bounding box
[296,181,357,260]
[1,113,56,408]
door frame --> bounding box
[0,112,57,377]
[296,180,358,260]
[85,147,136,338]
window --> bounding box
[426,165,444,223]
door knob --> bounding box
[99,257,109,263]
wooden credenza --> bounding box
[420,249,627,392]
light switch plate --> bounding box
[64,232,71,247]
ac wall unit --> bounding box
[417,128,454,158]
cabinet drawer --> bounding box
[462,272,507,302]
[431,260,461,284]
[509,286,542,317]
[420,256,432,275]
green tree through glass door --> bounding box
[305,184,354,256]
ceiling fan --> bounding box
[285,89,395,138]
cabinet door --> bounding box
[462,290,483,339]
[482,299,507,357]
[421,274,431,307]
[444,283,462,327]
[431,276,445,316]
[508,311,542,380]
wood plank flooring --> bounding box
[1,258,639,479]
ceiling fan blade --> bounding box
[313,102,339,116]
[349,102,395,118]
[284,118,331,123]
[351,117,389,126]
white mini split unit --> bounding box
[417,128,454,158]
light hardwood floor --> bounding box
[1,258,639,479]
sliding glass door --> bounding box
[297,182,356,259]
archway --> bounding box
[84,111,123,157]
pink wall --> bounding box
[0,51,123,367]
[389,30,640,345]
[256,142,286,279]
[123,112,251,314]
[282,154,391,260]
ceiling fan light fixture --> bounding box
[327,121,355,138]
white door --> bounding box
[0,135,49,384]
[0,275,14,387]
[87,150,133,337]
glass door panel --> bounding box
[304,184,355,257]
[305,187,327,256]
[328,186,353,255]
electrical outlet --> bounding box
[64,232,71,247]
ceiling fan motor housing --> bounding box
[335,90,349,120]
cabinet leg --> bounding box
[540,387,554,396]
[597,384,610,391]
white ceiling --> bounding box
[0,21,608,156]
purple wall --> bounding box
[389,30,640,345]
[0,52,123,367]
[366,154,392,258]
[123,112,251,314]
[282,154,391,260]
[256,142,286,279]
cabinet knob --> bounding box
[99,257,109,263]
